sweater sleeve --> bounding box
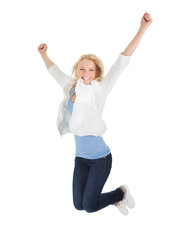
[100,53,131,95]
[48,64,70,88]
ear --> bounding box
[75,68,78,76]
[95,70,99,79]
[95,66,99,78]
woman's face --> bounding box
[76,59,97,85]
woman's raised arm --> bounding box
[122,12,153,56]
[38,43,70,88]
[38,43,55,69]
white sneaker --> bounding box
[121,184,135,209]
[115,200,129,216]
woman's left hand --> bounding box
[140,12,153,30]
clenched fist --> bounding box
[141,12,153,29]
[38,43,48,54]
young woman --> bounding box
[38,12,152,215]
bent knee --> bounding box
[83,201,98,213]
[73,201,84,211]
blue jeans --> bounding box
[72,153,124,213]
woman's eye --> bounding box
[80,69,94,71]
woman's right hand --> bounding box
[38,43,48,54]
[140,12,152,30]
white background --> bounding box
[0,0,188,239]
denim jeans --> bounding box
[72,153,124,213]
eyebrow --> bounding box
[79,67,95,69]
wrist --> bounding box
[40,52,48,57]
[40,52,49,62]
[138,25,147,34]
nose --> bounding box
[82,71,90,78]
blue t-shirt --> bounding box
[67,87,111,159]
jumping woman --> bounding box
[38,12,152,215]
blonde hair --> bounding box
[70,54,104,86]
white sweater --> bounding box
[48,53,131,137]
